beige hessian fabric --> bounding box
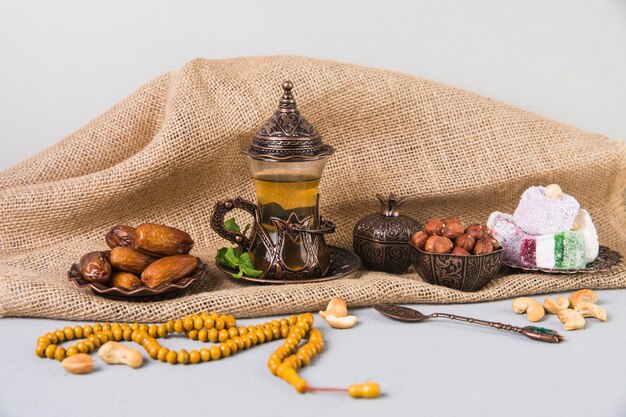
[1,56,625,322]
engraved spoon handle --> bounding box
[429,313,564,343]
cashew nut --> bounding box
[62,353,94,374]
[558,309,586,331]
[568,289,597,309]
[543,296,569,314]
[319,297,348,319]
[325,314,357,329]
[575,301,607,322]
[98,341,143,368]
[512,297,545,322]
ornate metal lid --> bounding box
[353,194,420,243]
[242,81,335,161]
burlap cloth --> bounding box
[1,56,625,322]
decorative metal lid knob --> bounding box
[242,81,335,161]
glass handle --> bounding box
[210,197,257,253]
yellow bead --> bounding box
[165,320,175,332]
[112,328,123,341]
[204,318,215,330]
[78,325,88,338]
[228,327,239,339]
[97,333,109,344]
[183,317,194,332]
[233,337,245,351]
[157,347,169,362]
[279,318,289,327]
[173,320,184,333]
[280,326,290,338]
[84,339,95,352]
[123,327,133,341]
[348,382,381,399]
[166,350,177,364]
[157,324,167,338]
[148,324,158,337]
[226,339,237,354]
[200,312,210,320]
[53,331,65,343]
[45,345,57,359]
[189,350,200,364]
[215,318,225,330]
[138,324,148,332]
[54,347,66,361]
[247,332,258,345]
[45,332,58,344]
[241,335,251,349]
[93,324,102,333]
[271,327,281,339]
[193,316,204,331]
[63,327,75,340]
[177,349,189,364]
[208,328,218,343]
[238,326,248,336]
[288,315,298,326]
[102,323,111,331]
[37,337,50,348]
[225,317,237,329]
[66,346,78,357]
[76,342,88,354]
[297,321,310,332]
[35,344,47,358]
[148,346,159,360]
[187,330,198,340]
[198,329,208,343]
[130,323,139,330]
[219,344,231,358]
[209,346,221,360]
[210,312,219,321]
[218,329,229,343]
[200,348,211,362]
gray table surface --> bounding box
[1,289,624,417]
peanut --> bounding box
[62,353,94,374]
[98,341,143,368]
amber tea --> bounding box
[250,174,330,273]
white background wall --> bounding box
[1,0,625,170]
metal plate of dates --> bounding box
[67,257,207,298]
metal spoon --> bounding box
[373,304,564,343]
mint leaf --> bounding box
[231,269,244,279]
[215,247,228,265]
[239,252,254,268]
[224,247,241,267]
[241,265,263,277]
[224,218,241,233]
[242,223,251,236]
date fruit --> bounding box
[135,223,194,257]
[110,272,142,291]
[105,225,136,249]
[109,247,156,274]
[141,255,197,288]
[78,251,112,284]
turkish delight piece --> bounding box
[488,211,529,263]
[573,209,599,263]
[518,237,536,268]
[513,185,580,235]
[555,231,586,269]
[535,234,556,269]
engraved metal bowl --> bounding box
[67,257,206,298]
[409,242,503,292]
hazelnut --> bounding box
[455,234,476,252]
[424,218,444,236]
[424,235,453,254]
[442,220,465,240]
[474,238,494,255]
[486,235,501,250]
[451,247,471,256]
[465,224,484,240]
[410,231,429,250]
[481,224,493,237]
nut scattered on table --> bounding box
[558,309,586,330]
[62,353,94,374]
[568,289,598,309]
[543,296,569,314]
[98,341,143,368]
[574,301,607,322]
[512,297,545,322]
[319,297,348,319]
[325,314,358,329]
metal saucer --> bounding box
[504,245,623,274]
[216,245,362,284]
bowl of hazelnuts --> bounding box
[409,217,503,292]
